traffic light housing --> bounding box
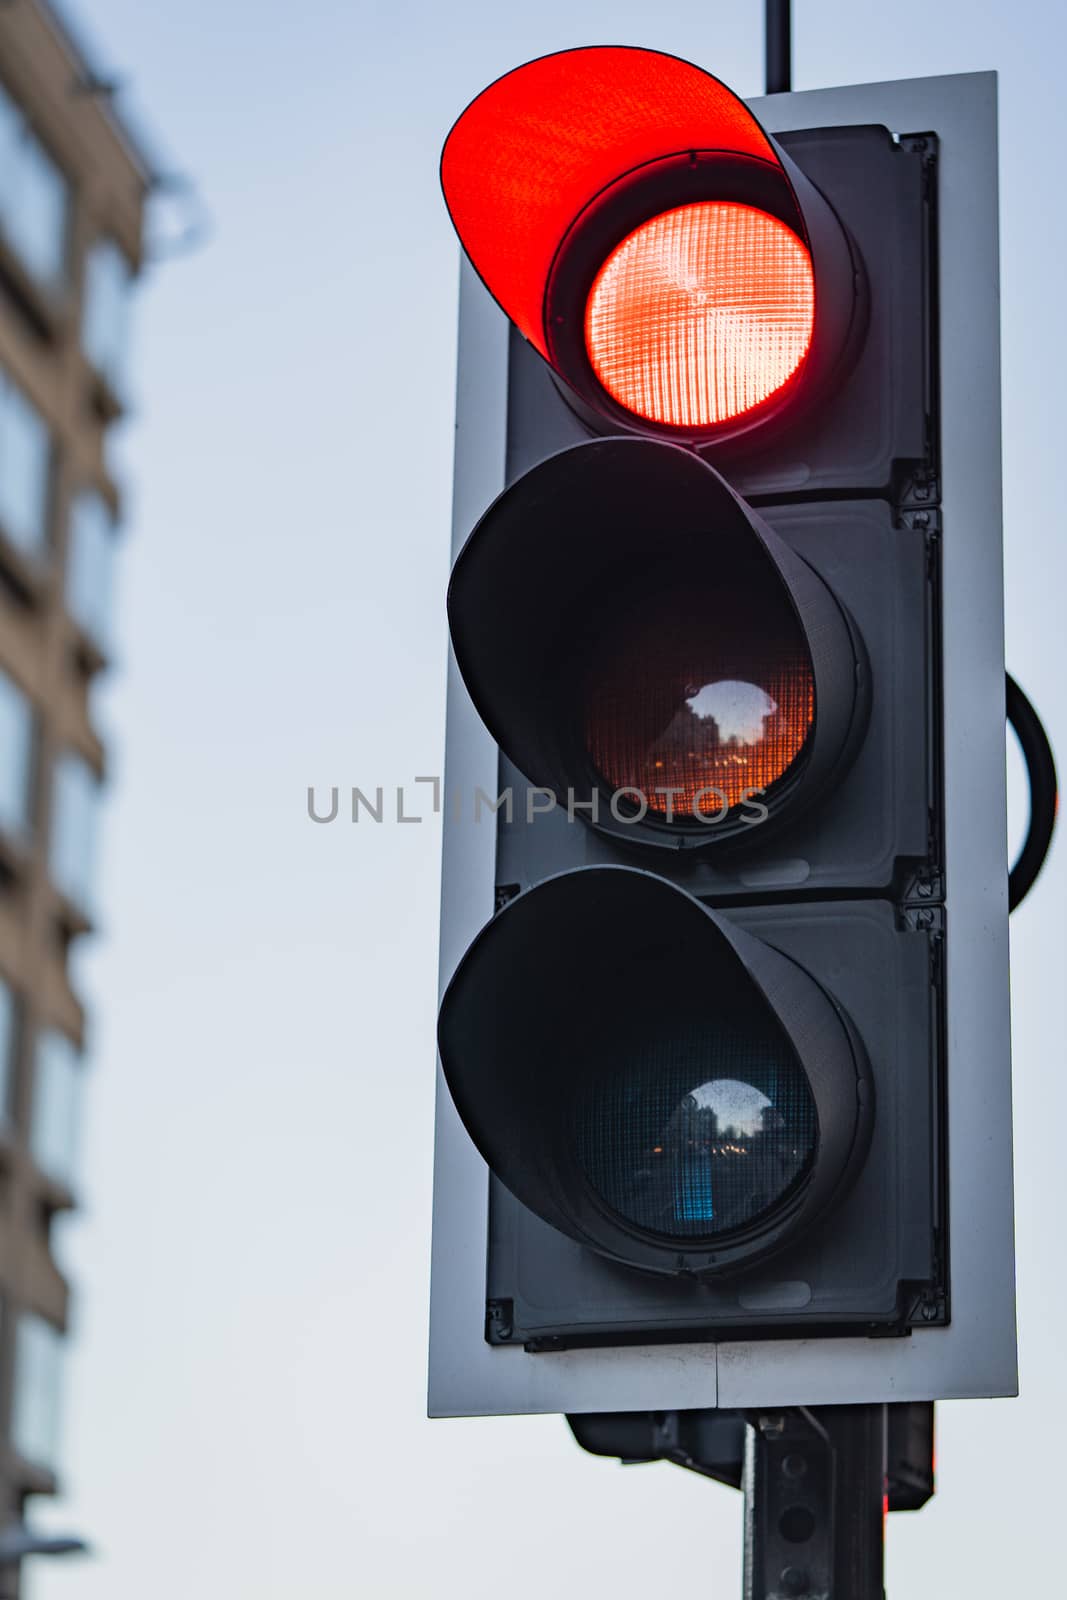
[429,55,1015,1417]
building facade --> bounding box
[0,0,151,1576]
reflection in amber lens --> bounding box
[584,580,814,819]
[585,202,815,428]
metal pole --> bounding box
[743,1405,886,1599]
[765,0,792,94]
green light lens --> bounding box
[574,1019,816,1240]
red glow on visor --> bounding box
[585,202,815,427]
[440,47,778,357]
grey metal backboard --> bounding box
[428,70,1015,1416]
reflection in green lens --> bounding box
[575,1019,816,1240]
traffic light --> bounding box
[429,51,1015,1417]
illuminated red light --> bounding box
[585,202,815,428]
[440,48,778,358]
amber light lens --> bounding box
[584,201,815,428]
[584,578,814,820]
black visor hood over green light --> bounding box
[437,867,873,1277]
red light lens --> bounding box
[585,202,815,428]
[441,48,779,358]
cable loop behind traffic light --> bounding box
[1006,673,1058,911]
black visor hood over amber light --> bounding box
[437,867,874,1278]
[440,45,863,445]
[446,437,870,852]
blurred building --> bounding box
[0,0,154,1585]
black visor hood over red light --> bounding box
[446,437,870,852]
[440,45,863,444]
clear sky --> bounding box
[25,1,1066,1595]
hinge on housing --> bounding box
[902,1282,948,1328]
[898,131,939,199]
[485,1298,514,1343]
[902,508,940,579]
[900,903,945,934]
[897,467,941,511]
[899,863,944,907]
[929,930,945,986]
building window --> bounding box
[0,666,35,841]
[0,78,68,288]
[0,368,51,554]
[66,489,117,650]
[82,238,132,394]
[0,974,15,1124]
[30,1029,83,1189]
[10,1312,64,1472]
[49,752,101,913]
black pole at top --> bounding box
[765,0,792,93]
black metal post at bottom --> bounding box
[743,1405,886,1600]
